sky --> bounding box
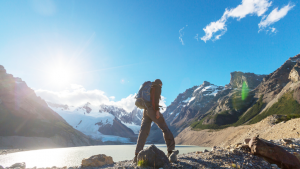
[1,0,299,111]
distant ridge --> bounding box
[0,65,98,149]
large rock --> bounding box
[81,154,113,167]
[137,145,170,168]
[249,137,300,168]
[10,162,26,169]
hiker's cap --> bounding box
[154,79,162,85]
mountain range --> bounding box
[148,54,300,143]
[1,53,299,148]
[47,102,143,143]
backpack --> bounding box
[135,81,152,109]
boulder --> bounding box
[81,154,113,167]
[10,162,26,169]
[137,145,170,168]
[0,165,4,169]
[293,152,300,162]
[249,137,300,168]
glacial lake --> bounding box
[0,144,210,168]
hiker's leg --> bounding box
[146,107,175,152]
[135,110,152,154]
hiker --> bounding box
[134,79,175,163]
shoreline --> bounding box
[1,138,299,168]
[0,148,29,155]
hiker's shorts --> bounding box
[135,107,175,154]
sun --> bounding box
[47,64,73,86]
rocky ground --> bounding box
[3,138,300,169]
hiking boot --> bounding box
[133,154,137,163]
[167,151,173,158]
[167,150,179,158]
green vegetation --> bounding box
[276,114,300,124]
[190,114,232,130]
[234,95,264,126]
[191,91,300,130]
[249,91,300,124]
[214,111,239,125]
[137,159,148,167]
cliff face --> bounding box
[230,72,265,89]
[0,65,95,148]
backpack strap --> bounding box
[151,87,156,111]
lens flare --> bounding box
[241,81,249,100]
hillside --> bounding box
[175,115,300,147]
[0,65,98,149]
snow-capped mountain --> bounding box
[149,71,266,143]
[148,81,227,142]
[47,102,143,143]
[163,81,225,126]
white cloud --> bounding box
[201,0,272,42]
[35,84,167,113]
[35,85,110,108]
[179,27,185,45]
[194,34,199,41]
[258,3,295,31]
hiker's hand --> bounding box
[156,110,160,119]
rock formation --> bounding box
[137,144,170,168]
[289,62,300,82]
[81,154,113,167]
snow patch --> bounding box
[122,122,140,134]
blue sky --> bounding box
[0,0,299,109]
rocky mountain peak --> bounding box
[0,65,6,74]
[83,102,92,114]
[288,54,300,62]
[230,71,265,89]
[202,81,211,86]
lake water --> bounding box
[0,144,210,168]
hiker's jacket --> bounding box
[150,83,161,111]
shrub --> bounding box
[137,158,148,167]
